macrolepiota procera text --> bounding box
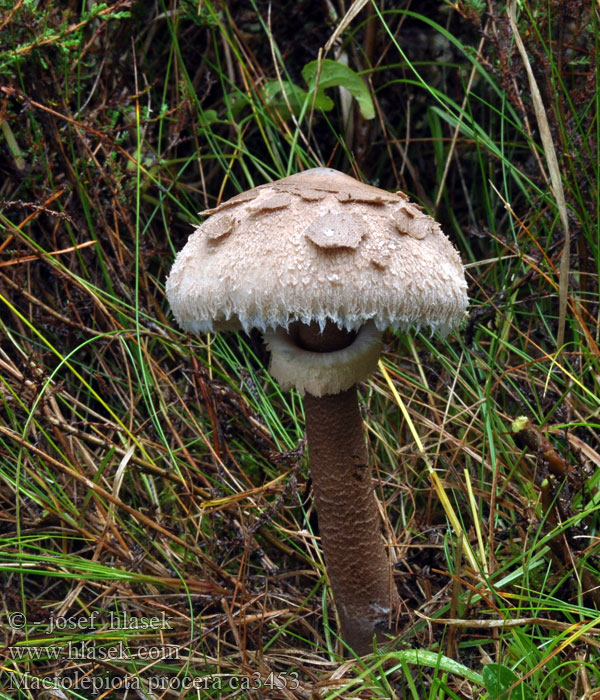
[166,168,468,654]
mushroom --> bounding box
[166,168,468,654]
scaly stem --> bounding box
[299,323,400,654]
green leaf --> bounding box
[385,649,484,685]
[262,79,333,119]
[200,109,218,125]
[302,59,375,119]
[482,664,535,700]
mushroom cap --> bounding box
[166,168,468,335]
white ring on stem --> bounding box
[265,321,382,397]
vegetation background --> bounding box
[1,0,599,697]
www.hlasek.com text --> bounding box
[9,640,179,661]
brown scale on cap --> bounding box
[274,168,401,205]
[304,210,364,250]
[391,206,433,239]
[203,213,236,241]
[251,191,295,212]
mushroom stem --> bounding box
[298,323,400,654]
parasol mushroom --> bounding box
[166,167,468,654]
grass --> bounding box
[1,0,599,697]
